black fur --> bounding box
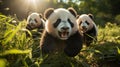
[40,31,83,57]
[68,8,77,17]
[40,30,58,53]
[53,19,61,28]
[26,24,33,30]
[39,14,42,18]
[53,18,74,28]
[34,19,38,23]
[88,14,94,20]
[44,8,54,19]
[83,25,97,46]
[65,31,83,57]
[85,21,90,25]
[68,19,74,28]
[37,21,44,32]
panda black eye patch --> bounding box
[85,21,90,25]
[68,19,74,28]
[29,18,32,22]
[79,21,82,26]
[34,19,38,23]
[53,19,61,28]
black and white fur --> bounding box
[26,12,45,32]
[77,14,98,46]
[40,8,83,57]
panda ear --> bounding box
[76,15,80,19]
[39,14,46,24]
[88,14,94,20]
[68,7,77,17]
[44,8,54,19]
[39,13,42,18]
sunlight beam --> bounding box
[25,0,38,11]
[28,0,36,4]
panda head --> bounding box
[27,13,44,29]
[44,8,78,40]
[77,14,94,33]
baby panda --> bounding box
[40,8,83,57]
[77,14,98,46]
[26,12,45,32]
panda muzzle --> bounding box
[58,31,69,38]
[81,26,87,33]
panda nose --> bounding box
[30,23,34,25]
[61,27,69,31]
[82,26,86,29]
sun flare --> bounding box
[28,0,36,4]
[25,0,39,11]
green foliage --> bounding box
[80,22,120,66]
[0,15,33,50]
[0,14,34,67]
[98,22,120,43]
[0,49,31,56]
[0,59,7,67]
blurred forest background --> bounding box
[0,0,120,25]
[0,0,120,67]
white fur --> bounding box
[80,22,89,29]
[45,8,77,40]
[77,14,98,36]
[57,21,72,40]
[27,13,44,28]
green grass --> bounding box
[0,14,120,67]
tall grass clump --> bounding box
[0,14,34,67]
[98,22,120,43]
[80,22,120,67]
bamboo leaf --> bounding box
[0,15,7,18]
[117,47,120,54]
[4,30,13,38]
[0,49,31,56]
[4,22,21,44]
[21,28,32,37]
[0,59,7,67]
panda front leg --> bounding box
[65,31,83,57]
[40,30,55,55]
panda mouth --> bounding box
[81,27,87,33]
[26,24,35,30]
[58,31,69,39]
[82,28,87,32]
